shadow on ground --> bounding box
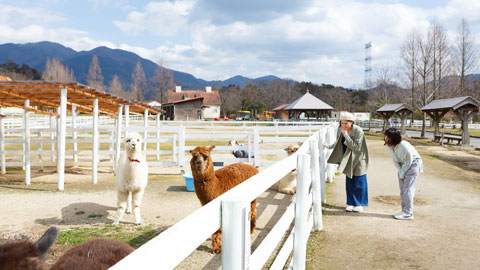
[35,202,116,225]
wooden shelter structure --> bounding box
[376,103,413,134]
[0,80,162,190]
[421,96,479,145]
[285,89,333,120]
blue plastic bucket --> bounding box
[183,172,195,192]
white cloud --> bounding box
[113,0,195,36]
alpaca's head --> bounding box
[125,132,142,153]
[228,140,239,147]
[0,227,57,270]
[190,146,215,173]
[284,144,299,156]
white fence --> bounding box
[111,126,335,270]
[0,113,338,189]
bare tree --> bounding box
[415,27,435,137]
[42,58,76,82]
[455,18,478,96]
[400,29,420,125]
[86,55,105,91]
[150,60,174,104]
[130,60,147,102]
[431,21,453,99]
[108,74,127,98]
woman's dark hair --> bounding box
[384,127,402,146]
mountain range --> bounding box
[0,41,280,90]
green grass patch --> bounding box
[56,224,165,248]
[75,211,85,215]
[87,214,104,218]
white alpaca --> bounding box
[113,132,148,225]
[271,144,299,195]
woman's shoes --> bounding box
[352,206,363,212]
[346,205,363,212]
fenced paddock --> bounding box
[0,114,338,188]
[111,126,335,270]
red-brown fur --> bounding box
[0,241,47,270]
[0,227,134,270]
[190,145,259,254]
[51,238,134,270]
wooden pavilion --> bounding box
[421,96,479,145]
[376,103,413,134]
[0,80,162,190]
[285,89,333,120]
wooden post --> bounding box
[156,114,160,160]
[72,105,78,164]
[37,131,43,172]
[310,139,323,231]
[253,126,259,167]
[92,98,99,184]
[221,199,251,270]
[115,105,123,172]
[293,154,310,270]
[50,115,55,163]
[57,89,67,191]
[0,108,5,175]
[124,105,130,137]
[144,109,148,152]
[24,99,31,185]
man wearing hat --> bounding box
[324,111,370,212]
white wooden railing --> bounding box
[110,127,334,270]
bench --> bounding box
[433,133,462,145]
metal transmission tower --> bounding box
[364,42,372,89]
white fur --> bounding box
[113,132,148,225]
[271,144,299,195]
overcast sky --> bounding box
[1,0,479,88]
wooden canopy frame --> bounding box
[421,96,479,145]
[0,80,162,116]
[376,103,413,134]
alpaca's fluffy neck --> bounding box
[126,148,142,159]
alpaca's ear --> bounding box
[209,145,216,151]
[189,150,193,154]
[34,227,58,259]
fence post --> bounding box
[24,99,30,185]
[253,126,259,167]
[309,139,323,231]
[0,108,5,175]
[92,98,99,185]
[57,89,67,191]
[222,199,251,270]
[179,126,185,170]
[49,115,55,163]
[124,104,130,137]
[318,131,327,204]
[144,109,148,152]
[72,105,78,164]
[114,105,123,172]
[156,114,160,160]
[293,154,310,270]
[326,126,335,183]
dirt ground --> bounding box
[306,138,480,270]
[1,138,480,269]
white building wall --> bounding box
[202,105,221,119]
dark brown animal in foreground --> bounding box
[0,227,134,270]
[190,145,259,254]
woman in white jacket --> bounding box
[384,128,423,220]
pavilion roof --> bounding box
[285,90,333,110]
[421,96,480,112]
[0,80,162,117]
[377,103,413,113]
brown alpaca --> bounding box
[190,145,259,254]
[0,227,134,270]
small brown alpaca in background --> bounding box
[270,144,299,195]
[0,227,134,270]
[190,145,259,254]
